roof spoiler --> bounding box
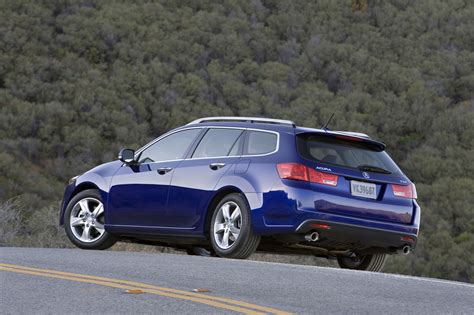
[296,130,386,151]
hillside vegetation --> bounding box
[1,0,473,282]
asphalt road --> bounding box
[1,248,473,314]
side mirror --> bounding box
[118,148,137,165]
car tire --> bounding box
[209,193,260,259]
[64,189,117,250]
[337,253,387,272]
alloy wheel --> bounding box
[213,201,242,249]
[69,197,106,243]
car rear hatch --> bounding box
[295,131,416,224]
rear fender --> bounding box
[213,173,265,232]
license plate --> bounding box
[351,181,377,199]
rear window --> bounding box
[297,134,401,175]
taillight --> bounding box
[401,236,415,243]
[308,168,338,186]
[412,183,418,199]
[335,135,363,142]
[277,163,338,186]
[277,163,308,181]
[310,223,332,230]
[392,183,417,199]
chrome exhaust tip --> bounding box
[304,232,320,242]
[399,245,411,255]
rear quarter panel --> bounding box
[214,130,299,234]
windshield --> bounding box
[297,134,402,175]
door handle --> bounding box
[209,163,226,170]
[157,167,173,175]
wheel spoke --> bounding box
[92,204,104,217]
[230,226,240,239]
[94,221,105,230]
[230,207,241,222]
[78,200,91,214]
[81,225,91,241]
[221,204,230,221]
[93,223,105,234]
[222,204,230,220]
[222,230,230,248]
[70,217,84,227]
[214,223,225,234]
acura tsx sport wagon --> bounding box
[60,116,420,271]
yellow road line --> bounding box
[0,263,291,315]
[0,262,289,314]
[0,266,263,314]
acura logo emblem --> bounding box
[362,172,370,179]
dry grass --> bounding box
[0,199,338,269]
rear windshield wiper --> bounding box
[357,165,392,174]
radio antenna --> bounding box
[321,113,335,131]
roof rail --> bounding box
[187,116,296,127]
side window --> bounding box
[192,128,243,158]
[244,131,278,155]
[139,129,201,163]
[228,133,243,156]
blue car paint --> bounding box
[59,160,122,226]
[107,160,181,227]
[60,121,420,247]
[166,156,241,228]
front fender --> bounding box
[59,160,122,226]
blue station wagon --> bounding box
[60,117,421,271]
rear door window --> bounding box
[297,133,401,174]
[244,131,278,155]
[192,128,243,158]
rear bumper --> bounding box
[249,187,421,250]
[296,219,418,249]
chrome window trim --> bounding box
[135,126,280,165]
